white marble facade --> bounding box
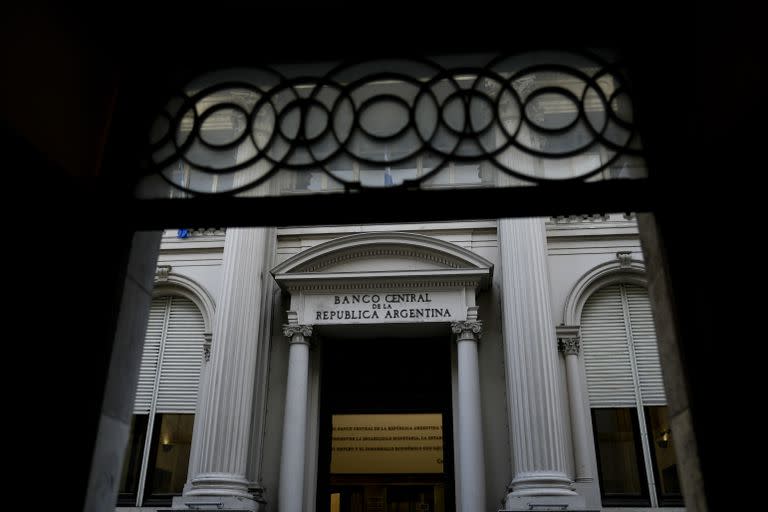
[118,215,671,512]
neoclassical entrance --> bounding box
[270,232,493,512]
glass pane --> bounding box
[145,414,195,496]
[453,164,481,184]
[592,408,648,502]
[118,415,149,496]
[646,406,683,500]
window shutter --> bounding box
[581,284,636,407]
[134,298,167,414]
[625,284,666,406]
[133,296,205,414]
[156,296,206,413]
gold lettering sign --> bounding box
[331,413,444,474]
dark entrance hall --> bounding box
[318,337,454,512]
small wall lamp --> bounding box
[656,429,671,448]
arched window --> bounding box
[118,295,206,507]
[581,282,682,507]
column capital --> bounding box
[556,325,581,356]
[451,320,483,340]
[283,324,313,340]
[557,337,580,356]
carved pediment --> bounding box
[295,245,465,273]
[271,232,493,290]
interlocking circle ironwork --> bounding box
[144,50,644,196]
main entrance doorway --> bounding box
[317,337,455,512]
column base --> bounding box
[184,472,255,501]
[170,494,261,511]
[508,471,577,496]
[503,495,589,511]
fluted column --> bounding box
[278,323,313,512]
[557,330,592,482]
[451,319,486,512]
[176,227,269,510]
[499,217,578,507]
[172,87,274,511]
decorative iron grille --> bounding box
[138,50,645,198]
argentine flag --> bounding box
[384,167,393,186]
[384,146,394,187]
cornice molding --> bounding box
[550,214,609,224]
[280,274,484,293]
[187,228,227,237]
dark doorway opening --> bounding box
[317,337,455,512]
